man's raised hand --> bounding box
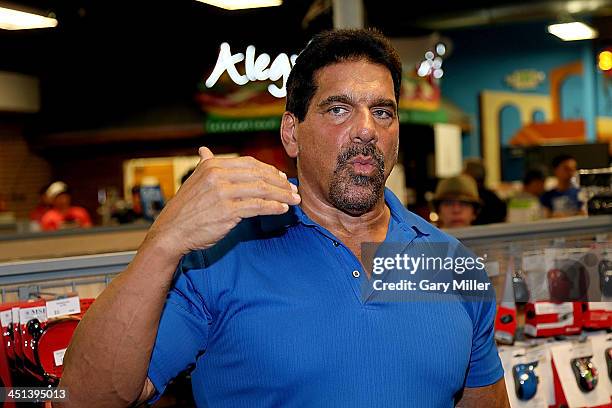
[145,146,300,256]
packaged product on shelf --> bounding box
[549,338,611,407]
[583,302,612,330]
[588,333,612,400]
[499,344,555,408]
[495,261,518,344]
[524,301,583,338]
[0,294,96,388]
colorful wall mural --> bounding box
[442,21,612,185]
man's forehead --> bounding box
[313,61,395,101]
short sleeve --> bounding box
[539,191,553,210]
[147,252,212,403]
[465,299,504,387]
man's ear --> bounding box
[280,111,298,158]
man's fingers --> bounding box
[208,167,295,190]
[208,155,285,179]
[198,146,214,164]
[222,182,300,205]
[232,198,290,219]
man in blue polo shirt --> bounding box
[60,29,508,407]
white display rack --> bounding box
[0,215,610,300]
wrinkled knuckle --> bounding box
[255,198,266,210]
[207,167,223,183]
[255,179,268,192]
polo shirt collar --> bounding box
[259,177,428,243]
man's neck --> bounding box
[297,178,390,240]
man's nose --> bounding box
[352,108,377,145]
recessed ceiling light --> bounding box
[547,22,598,41]
[195,0,282,10]
[0,6,57,30]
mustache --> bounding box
[336,144,385,171]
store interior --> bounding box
[0,0,612,407]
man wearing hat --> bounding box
[40,181,92,231]
[433,175,482,228]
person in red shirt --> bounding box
[40,181,92,231]
[30,183,53,225]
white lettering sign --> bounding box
[205,43,298,98]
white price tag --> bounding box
[19,306,47,323]
[11,307,19,324]
[0,310,12,327]
[46,296,80,318]
[53,348,67,366]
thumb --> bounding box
[198,146,214,164]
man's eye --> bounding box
[329,106,348,116]
[373,109,393,119]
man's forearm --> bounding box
[58,238,181,407]
[456,379,510,408]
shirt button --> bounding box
[332,241,339,247]
[352,270,360,278]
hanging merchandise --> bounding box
[495,259,518,345]
[589,334,612,396]
[549,339,611,407]
[499,344,555,407]
[513,361,540,401]
[0,294,95,393]
[571,356,599,392]
[0,330,16,408]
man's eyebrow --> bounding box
[370,98,397,111]
[317,95,397,112]
[317,94,354,108]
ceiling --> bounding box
[1,0,611,133]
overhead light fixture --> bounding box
[547,22,598,41]
[0,6,57,30]
[195,0,282,10]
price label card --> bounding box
[53,348,67,366]
[11,307,20,324]
[46,296,80,318]
[0,310,12,327]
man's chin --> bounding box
[328,168,385,215]
[330,189,381,216]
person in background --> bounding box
[40,181,92,231]
[29,183,53,226]
[433,174,482,228]
[112,186,145,224]
[541,154,585,218]
[463,158,507,224]
[507,169,545,223]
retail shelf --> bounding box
[449,215,611,246]
[0,215,609,287]
[0,251,135,286]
